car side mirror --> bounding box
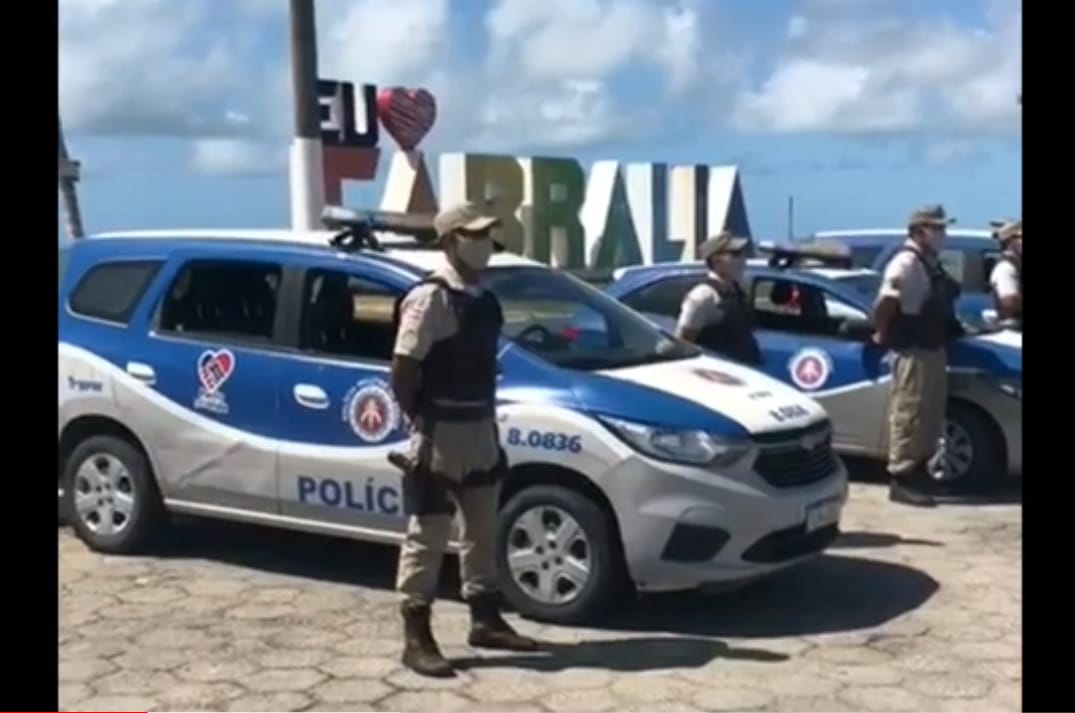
[839,316,875,341]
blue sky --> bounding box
[59,0,1021,243]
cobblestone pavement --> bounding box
[59,481,1021,712]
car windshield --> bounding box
[480,266,700,370]
[833,272,882,298]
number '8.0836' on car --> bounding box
[506,428,582,453]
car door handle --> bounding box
[125,361,156,386]
[293,384,330,410]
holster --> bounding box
[462,448,509,488]
[387,451,456,517]
[387,446,510,516]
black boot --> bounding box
[888,465,936,508]
[400,602,455,678]
[466,592,539,651]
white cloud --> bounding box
[58,0,710,155]
[316,0,452,85]
[471,80,621,150]
[486,0,700,87]
[464,0,706,149]
[190,138,286,176]
[60,0,1022,171]
[731,0,1022,135]
[59,0,261,138]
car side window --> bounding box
[299,269,400,362]
[68,260,164,324]
[157,260,282,343]
[621,277,699,317]
[823,294,868,321]
[751,277,849,338]
[753,278,803,317]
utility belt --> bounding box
[416,397,496,422]
[386,415,507,517]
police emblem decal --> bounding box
[342,379,400,443]
[788,348,832,391]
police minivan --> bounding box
[58,211,848,624]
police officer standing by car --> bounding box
[989,219,1022,327]
[675,230,763,365]
[389,201,538,678]
[872,205,964,507]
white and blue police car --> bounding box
[605,242,1021,491]
[58,210,848,624]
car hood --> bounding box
[596,353,829,435]
[949,330,1021,378]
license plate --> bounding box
[805,497,842,532]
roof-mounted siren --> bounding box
[755,240,853,270]
[321,205,439,252]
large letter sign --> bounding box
[319,78,753,268]
[520,158,586,267]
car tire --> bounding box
[63,435,165,554]
[942,400,1005,491]
[496,484,625,625]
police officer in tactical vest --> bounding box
[989,219,1022,327]
[389,201,538,678]
[675,230,762,365]
[872,205,964,507]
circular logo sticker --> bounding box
[693,368,745,386]
[788,348,832,391]
[342,379,400,443]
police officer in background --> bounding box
[390,201,538,678]
[872,205,964,507]
[675,230,763,365]
[989,219,1022,327]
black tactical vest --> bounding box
[886,247,959,351]
[991,254,1022,323]
[695,278,763,365]
[392,278,504,422]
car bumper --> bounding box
[600,453,849,593]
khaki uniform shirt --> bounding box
[676,272,734,333]
[989,256,1020,300]
[878,240,935,315]
[393,262,500,479]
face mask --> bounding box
[454,236,494,271]
[715,254,744,280]
[924,229,946,252]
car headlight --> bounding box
[598,415,752,466]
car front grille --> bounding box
[752,420,838,488]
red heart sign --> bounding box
[377,87,437,152]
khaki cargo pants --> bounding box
[887,348,947,477]
[396,420,502,607]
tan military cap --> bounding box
[990,219,1022,243]
[433,201,501,239]
[908,204,956,228]
[699,230,749,260]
